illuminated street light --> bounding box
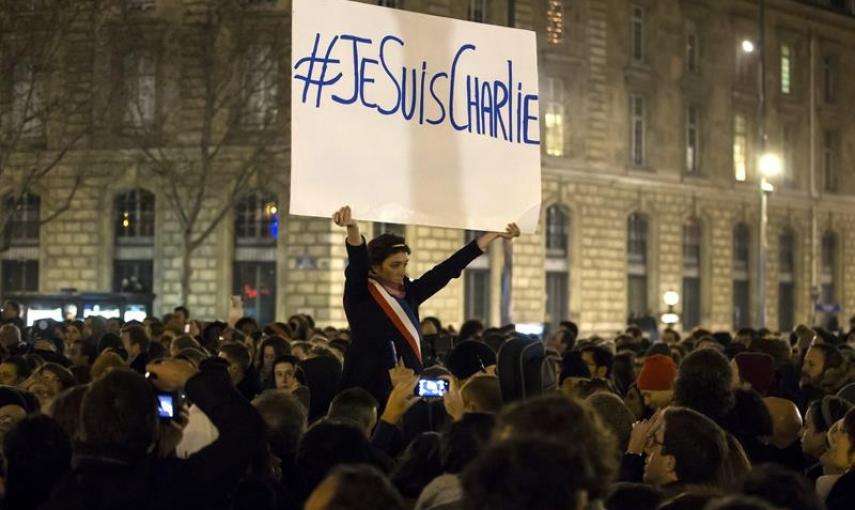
[663,290,679,307]
[742,39,755,53]
[759,152,782,178]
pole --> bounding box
[809,31,818,326]
[757,0,767,329]
[500,0,516,326]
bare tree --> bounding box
[0,0,105,251]
[116,0,288,304]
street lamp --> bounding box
[758,152,779,330]
[661,291,680,327]
[741,39,755,54]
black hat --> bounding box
[445,341,496,380]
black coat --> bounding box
[826,469,855,510]
[340,239,483,406]
[42,364,266,510]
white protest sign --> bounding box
[290,0,541,233]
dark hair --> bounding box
[1,356,32,381]
[219,342,251,372]
[661,407,727,485]
[80,368,157,461]
[122,325,150,353]
[674,348,735,424]
[612,352,636,396]
[422,316,442,333]
[2,414,72,510]
[367,233,410,267]
[235,317,260,335]
[296,421,385,498]
[173,305,189,318]
[441,412,495,474]
[38,362,77,391]
[842,407,855,455]
[391,432,443,498]
[458,319,485,341]
[320,464,405,510]
[273,354,300,369]
[257,336,291,365]
[581,344,615,377]
[496,394,617,498]
[71,339,98,365]
[730,387,774,438]
[252,390,307,462]
[460,375,502,415]
[808,343,844,370]
[604,482,662,510]
[742,463,824,510]
[327,387,379,434]
[461,437,596,510]
[49,385,88,443]
[705,497,777,510]
[806,396,852,432]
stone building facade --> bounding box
[2,0,855,336]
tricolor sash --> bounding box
[367,278,423,364]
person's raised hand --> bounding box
[388,357,415,388]
[627,417,655,455]
[498,223,521,240]
[381,373,419,426]
[332,206,356,228]
[441,375,465,422]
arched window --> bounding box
[114,189,155,293]
[733,223,751,328]
[778,228,795,332]
[545,205,570,330]
[682,219,702,329]
[1,193,40,292]
[233,192,278,325]
[627,213,648,318]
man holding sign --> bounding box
[333,206,519,405]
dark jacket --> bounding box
[340,239,483,406]
[42,363,266,510]
[826,469,855,510]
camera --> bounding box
[415,378,449,399]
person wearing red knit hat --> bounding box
[637,354,678,410]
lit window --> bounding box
[780,44,792,95]
[115,189,155,240]
[114,189,155,293]
[544,78,565,157]
[733,113,747,181]
[236,192,279,244]
[546,0,565,45]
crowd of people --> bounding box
[1,300,854,510]
[0,218,854,509]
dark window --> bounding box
[115,189,155,242]
[630,95,645,167]
[631,5,644,61]
[821,230,837,305]
[545,205,569,257]
[733,223,751,328]
[113,260,153,293]
[377,0,401,6]
[627,213,648,318]
[373,222,406,239]
[823,130,838,192]
[686,105,700,173]
[233,261,276,326]
[468,0,487,22]
[778,228,795,332]
[235,193,279,245]
[2,260,38,292]
[4,193,40,246]
[546,271,568,331]
[682,221,701,329]
[464,269,490,323]
[824,55,836,103]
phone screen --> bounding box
[416,378,449,398]
[157,394,175,419]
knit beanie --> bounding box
[636,354,677,391]
[734,352,775,396]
